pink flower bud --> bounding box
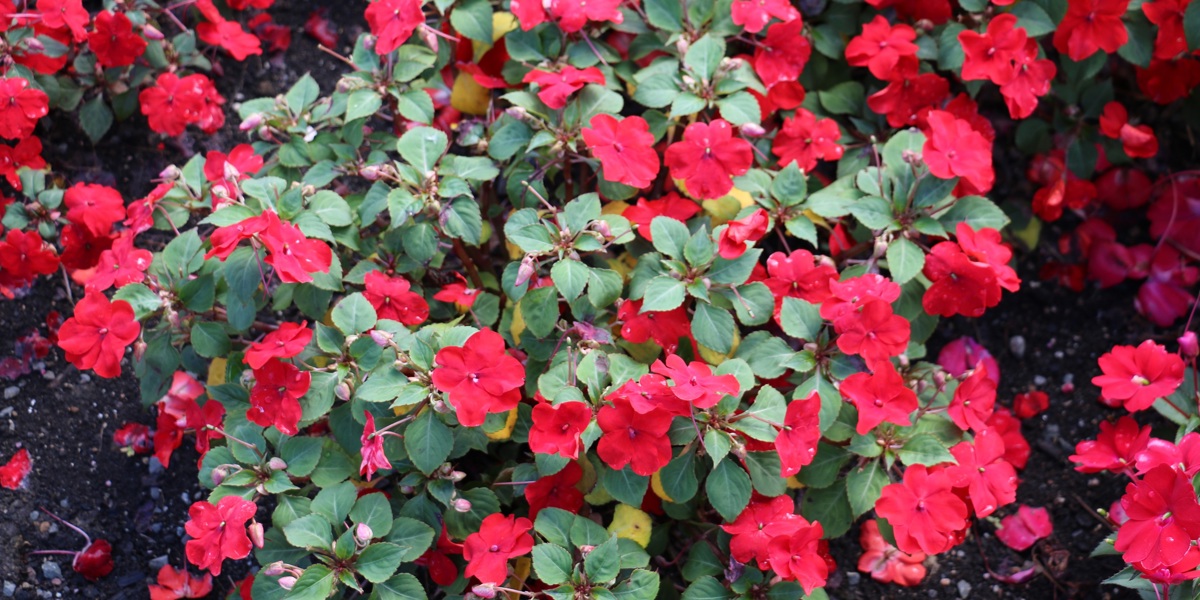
[211,466,229,486]
[592,220,613,238]
[515,256,536,287]
[223,161,242,182]
[335,382,352,401]
[471,584,497,599]
[268,457,288,470]
[419,27,438,52]
[1180,331,1199,358]
[360,164,382,181]
[239,113,264,131]
[452,498,472,512]
[23,38,43,52]
[248,522,265,549]
[158,165,181,180]
[740,123,766,137]
[263,562,286,576]
[370,329,394,346]
[355,523,373,543]
[142,24,165,40]
[278,576,297,590]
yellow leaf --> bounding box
[601,200,631,216]
[608,504,652,548]
[206,357,227,387]
[451,72,491,116]
[786,476,805,490]
[510,301,527,340]
[650,471,674,503]
[696,328,741,364]
[702,195,744,226]
[485,408,519,441]
[577,455,598,493]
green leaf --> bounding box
[287,565,335,600]
[551,259,590,301]
[588,269,624,309]
[800,480,852,539]
[346,89,383,122]
[659,451,699,503]
[442,197,484,245]
[682,577,732,600]
[601,466,650,506]
[937,196,1009,231]
[692,303,734,354]
[650,216,690,259]
[533,543,575,585]
[357,542,406,583]
[331,292,378,335]
[771,163,808,205]
[778,297,821,340]
[886,238,924,285]
[112,283,162,319]
[397,127,448,173]
[584,536,621,584]
[450,0,493,42]
[644,0,683,31]
[190,322,230,358]
[372,573,428,600]
[534,508,577,547]
[705,459,751,522]
[309,191,354,227]
[613,570,660,600]
[404,410,453,475]
[716,91,760,126]
[818,81,864,115]
[386,517,436,562]
[351,493,394,538]
[848,196,894,229]
[1187,0,1200,51]
[640,276,686,312]
[846,461,888,518]
[283,514,333,550]
[285,74,320,113]
[520,285,560,338]
[684,34,725,80]
[312,481,358,524]
[897,434,956,467]
[79,95,113,143]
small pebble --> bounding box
[40,562,61,582]
[2,581,14,597]
[3,387,17,400]
[957,580,971,598]
[148,556,169,571]
[1034,375,1047,386]
[1010,335,1026,358]
[846,572,860,585]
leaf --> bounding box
[551,259,589,302]
[658,451,699,503]
[1187,0,1200,52]
[705,459,751,522]
[650,216,690,259]
[346,89,383,122]
[778,297,821,340]
[312,481,358,524]
[331,292,378,335]
[79,95,113,143]
[533,543,575,585]
[897,434,956,467]
[357,542,406,583]
[190,322,230,358]
[682,577,732,600]
[771,163,808,205]
[386,517,436,562]
[520,285,560,338]
[450,0,493,42]
[799,480,852,539]
[846,461,888,518]
[112,283,162,320]
[716,91,760,126]
[640,276,686,312]
[534,508,577,548]
[396,127,448,173]
[309,191,354,227]
[404,410,453,475]
[818,81,864,115]
[285,74,320,113]
[644,0,683,31]
[937,195,1009,231]
[692,303,734,354]
[584,536,621,583]
[684,34,725,80]
[372,573,428,600]
[886,237,925,285]
[601,466,650,506]
[287,564,335,600]
[351,493,394,538]
[283,514,333,550]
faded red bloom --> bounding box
[1013,391,1049,419]
[85,234,153,292]
[522,67,606,110]
[664,120,754,200]
[1053,0,1130,61]
[125,182,174,234]
[623,193,701,242]
[73,540,114,581]
[56,292,141,378]
[582,114,659,189]
[244,321,313,370]
[197,20,263,61]
[858,519,926,586]
[114,423,154,455]
[652,354,740,409]
[89,11,148,67]
[247,359,310,436]
[1099,102,1159,158]
[776,391,822,477]
[364,271,430,326]
[839,362,918,434]
[305,9,339,47]
[947,363,996,432]
[959,14,1026,84]
[1091,340,1184,412]
[416,525,464,586]
[996,505,1053,551]
[184,496,258,575]
[596,398,674,476]
[433,273,481,310]
[731,0,799,33]
[754,19,811,87]
[617,299,694,353]
[1070,416,1152,474]
[431,328,525,427]
[947,428,1017,517]
[365,0,424,55]
[64,182,125,238]
[524,460,584,518]
[766,519,829,594]
[718,209,770,259]
[875,465,969,555]
[922,110,994,193]
[771,108,844,172]
[462,514,534,585]
[724,495,805,569]
[0,229,59,288]
[148,564,214,600]
[846,16,918,80]
[529,401,592,459]
[0,448,31,489]
[360,412,391,480]
[1116,465,1200,570]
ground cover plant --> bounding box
[0,0,1199,598]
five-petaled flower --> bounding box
[664,120,754,200]
[462,513,534,585]
[582,114,660,189]
[184,496,258,575]
[1092,340,1184,412]
[56,292,141,378]
[431,328,525,427]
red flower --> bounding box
[606,373,690,416]
[1099,102,1159,158]
[1137,58,1200,105]
[512,0,624,32]
[597,398,674,475]
[1012,391,1049,419]
[723,495,806,569]
[247,359,310,435]
[921,110,994,193]
[858,519,926,586]
[776,391,821,477]
[148,564,214,600]
[718,208,770,259]
[431,328,525,427]
[833,299,911,368]
[955,224,1020,293]
[204,144,262,189]
[753,19,811,87]
[244,322,313,370]
[947,363,996,432]
[522,66,605,110]
[999,39,1056,120]
[197,20,263,61]
[365,0,424,55]
[462,514,534,585]
[85,234,153,292]
[0,448,31,489]
[1143,0,1190,59]
[360,412,392,480]
[1091,340,1184,412]
[820,273,901,323]
[0,135,47,188]
[766,519,829,594]
[187,399,225,458]
[946,428,1017,517]
[731,0,798,33]
[866,68,949,128]
[73,540,114,581]
[114,423,154,455]
[582,114,659,189]
[89,11,147,67]
[1070,416,1152,474]
[839,362,918,434]
[529,401,592,459]
[64,182,126,238]
[763,249,836,321]
[771,108,844,172]
[1116,465,1200,570]
[988,407,1030,470]
[125,182,173,234]
[205,211,273,260]
[623,193,700,242]
[921,242,1001,318]
[958,14,1026,84]
[875,465,968,555]
[184,496,258,575]
[524,461,584,518]
[363,271,429,326]
[56,292,141,378]
[846,16,918,80]
[996,505,1053,551]
[651,354,740,409]
[433,272,481,310]
[259,214,333,284]
[1053,0,1130,61]
[38,0,88,42]
[0,229,59,287]
[617,299,694,353]
[664,120,754,200]
[139,73,205,136]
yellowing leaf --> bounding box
[485,408,519,441]
[452,72,491,116]
[702,195,744,226]
[510,301,527,339]
[206,357,227,387]
[696,328,740,364]
[577,455,598,493]
[651,471,674,502]
[601,200,631,216]
[608,504,652,548]
[786,476,805,490]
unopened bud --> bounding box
[400,485,415,495]
[223,161,242,182]
[592,220,612,238]
[432,399,451,414]
[142,24,165,40]
[675,37,689,56]
[681,75,696,89]
[932,370,947,388]
[452,498,472,512]
[268,457,288,470]
[211,465,229,486]
[740,123,766,137]
[239,113,264,131]
[133,340,147,362]
[336,77,356,93]
[334,382,352,401]
[370,329,394,346]
[23,38,43,52]
[248,522,265,549]
[158,165,181,180]
[471,584,497,599]
[505,107,527,121]
[515,256,536,287]
[579,544,596,557]
[360,164,382,181]
[355,523,374,543]
[278,576,297,590]
[1180,332,1199,358]
[262,562,286,576]
[448,470,466,482]
[419,26,438,52]
[257,125,272,139]
[901,149,922,165]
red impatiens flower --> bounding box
[718,209,770,259]
[771,108,844,173]
[197,20,263,61]
[947,363,996,432]
[416,525,464,586]
[1053,0,1130,61]
[360,412,392,480]
[846,16,918,80]
[1013,390,1049,419]
[73,539,114,581]
[1143,0,1190,60]
[731,0,799,33]
[947,428,1017,518]
[999,39,1056,120]
[724,495,806,569]
[462,514,534,585]
[64,182,126,238]
[763,250,836,322]
[996,505,1053,551]
[606,373,690,416]
[1091,340,1184,412]
[524,460,584,518]
[529,401,592,459]
[85,234,153,292]
[259,214,334,284]
[617,299,694,353]
[139,73,225,136]
[958,14,1026,84]
[582,114,660,189]
[988,407,1031,470]
[0,448,31,489]
[596,398,674,476]
[833,299,911,368]
[1099,102,1159,158]
[1070,416,1152,474]
[858,519,926,586]
[244,321,313,370]
[753,19,812,87]
[204,211,273,260]
[622,193,701,242]
[839,362,918,434]
[921,241,1001,318]
[651,353,740,409]
[866,63,950,128]
[955,223,1020,293]
[664,119,754,200]
[365,0,425,55]
[89,11,148,67]
[247,359,310,435]
[433,272,481,310]
[204,144,263,190]
[0,229,59,288]
[363,271,430,326]
[1115,465,1200,570]
[114,423,154,455]
[55,225,112,272]
[875,465,969,555]
[522,66,605,110]
[184,496,258,575]
[511,0,624,33]
[0,135,47,189]
[776,391,822,477]
[766,519,829,594]
[921,110,994,193]
[431,328,525,427]
[56,292,141,378]
[148,564,214,600]
[38,0,89,41]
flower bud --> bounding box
[334,382,352,402]
[355,523,374,544]
[370,329,394,346]
[158,165,182,180]
[579,545,596,557]
[470,584,497,599]
[505,106,528,121]
[223,161,243,182]
[360,164,382,181]
[740,123,766,137]
[248,522,265,549]
[278,576,297,590]
[133,340,147,362]
[432,399,451,414]
[142,24,165,40]
[1180,331,1199,358]
[211,466,228,486]
[268,457,288,471]
[453,498,472,512]
[400,485,415,495]
[257,125,272,139]
[448,470,466,482]
[515,255,537,288]
[592,220,612,238]
[23,38,43,52]
[419,26,439,52]
[239,113,264,131]
[675,37,689,56]
[262,562,286,576]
